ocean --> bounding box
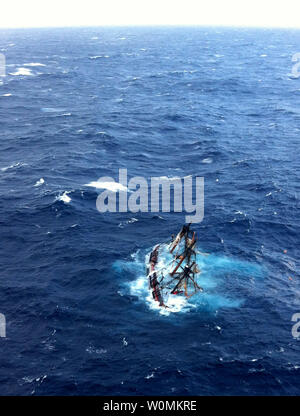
[0,26,300,395]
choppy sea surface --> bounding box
[0,27,300,395]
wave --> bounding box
[118,218,138,228]
[1,162,27,172]
[34,178,45,187]
[89,55,110,59]
[9,68,34,76]
[56,191,72,204]
[85,181,128,192]
[41,107,66,113]
[23,63,46,67]
[202,157,213,164]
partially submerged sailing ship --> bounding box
[147,224,204,308]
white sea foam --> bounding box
[1,93,12,97]
[118,218,138,228]
[124,246,197,315]
[202,157,213,164]
[41,107,65,113]
[1,162,26,172]
[56,191,71,204]
[85,181,128,192]
[89,55,110,59]
[131,275,194,316]
[9,67,34,76]
[23,63,46,67]
[115,243,257,316]
[153,175,192,182]
[86,345,107,354]
[34,178,45,187]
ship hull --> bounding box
[148,246,165,306]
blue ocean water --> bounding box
[0,26,300,395]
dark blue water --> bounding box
[0,26,300,395]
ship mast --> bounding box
[148,223,204,308]
[167,224,202,298]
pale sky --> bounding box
[1,0,300,29]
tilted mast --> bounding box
[168,224,202,298]
[148,224,203,308]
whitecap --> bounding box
[34,178,44,187]
[56,191,71,204]
[1,162,25,172]
[9,67,34,76]
[86,345,107,354]
[118,218,138,228]
[85,180,128,192]
[41,107,65,113]
[1,93,12,97]
[153,175,191,182]
[89,55,110,59]
[23,63,46,67]
[202,157,213,164]
[22,376,35,384]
